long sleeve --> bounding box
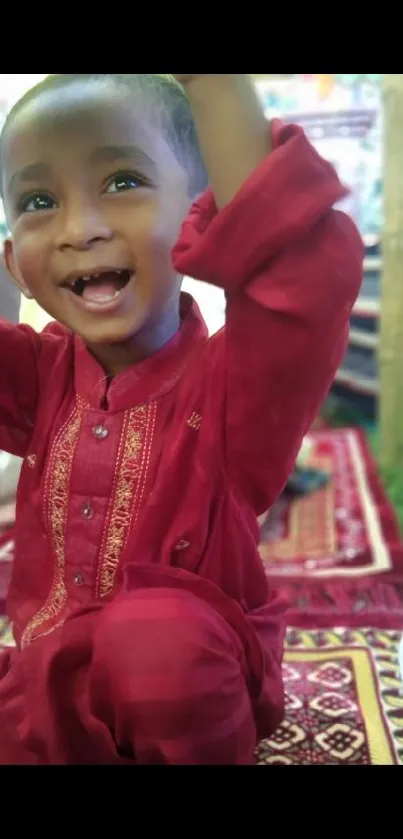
[0,320,41,457]
[173,121,363,515]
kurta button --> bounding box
[93,424,109,441]
[82,500,94,520]
[74,573,84,586]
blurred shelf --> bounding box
[364,256,382,272]
[349,328,378,350]
[353,297,380,317]
[335,369,379,396]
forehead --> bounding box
[2,82,175,188]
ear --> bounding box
[2,239,33,299]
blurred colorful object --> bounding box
[317,74,335,99]
[298,74,381,98]
[299,74,381,86]
[256,75,382,239]
[334,74,381,87]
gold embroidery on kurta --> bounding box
[175,540,191,552]
[21,401,84,649]
[187,412,202,431]
[96,402,157,598]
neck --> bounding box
[87,308,181,376]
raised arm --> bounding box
[173,77,363,514]
[174,75,269,209]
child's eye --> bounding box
[105,172,146,194]
[19,193,56,214]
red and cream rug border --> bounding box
[260,428,403,581]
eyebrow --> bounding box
[7,145,157,197]
[90,145,156,171]
[7,162,52,196]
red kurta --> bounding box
[0,122,363,764]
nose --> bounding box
[56,201,113,251]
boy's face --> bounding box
[2,82,191,350]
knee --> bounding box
[92,587,246,699]
[91,589,256,763]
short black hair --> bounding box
[1,73,208,198]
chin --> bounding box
[84,331,138,348]
[80,318,147,348]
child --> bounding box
[0,74,363,765]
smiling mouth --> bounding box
[65,269,132,304]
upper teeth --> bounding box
[71,269,126,287]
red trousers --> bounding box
[0,589,260,765]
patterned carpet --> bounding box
[0,617,13,649]
[260,428,403,580]
[257,627,403,766]
[260,428,403,629]
[258,428,403,764]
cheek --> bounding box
[129,191,189,265]
[13,232,48,294]
[159,184,191,243]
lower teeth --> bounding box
[92,289,121,303]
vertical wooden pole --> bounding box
[380,75,403,469]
